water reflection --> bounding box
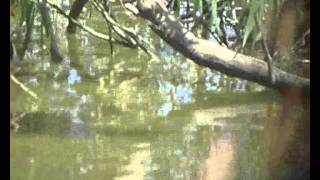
[198,132,235,180]
[157,79,193,116]
[10,4,308,179]
[116,143,151,180]
[11,96,309,180]
[68,69,81,85]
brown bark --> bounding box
[136,0,309,91]
[269,0,309,62]
[39,2,64,62]
[67,0,89,33]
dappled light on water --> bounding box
[10,1,309,179]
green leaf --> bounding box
[242,0,266,48]
[193,0,202,14]
[174,0,180,16]
[242,11,255,47]
[210,0,218,31]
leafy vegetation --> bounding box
[10,1,309,179]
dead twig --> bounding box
[10,74,39,100]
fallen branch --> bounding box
[10,74,39,100]
[135,0,309,91]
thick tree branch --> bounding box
[67,0,89,33]
[135,0,309,91]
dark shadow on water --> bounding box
[11,112,93,140]
[266,89,310,180]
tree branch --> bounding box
[135,0,309,91]
[10,74,39,100]
[46,1,136,48]
[91,0,151,56]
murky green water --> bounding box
[10,5,309,180]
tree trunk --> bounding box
[67,0,89,33]
[136,0,309,91]
[39,2,64,63]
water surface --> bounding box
[10,4,309,180]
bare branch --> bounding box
[10,74,39,100]
[91,0,151,55]
[46,1,135,48]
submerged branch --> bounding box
[46,1,135,48]
[47,0,151,55]
[10,74,39,100]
